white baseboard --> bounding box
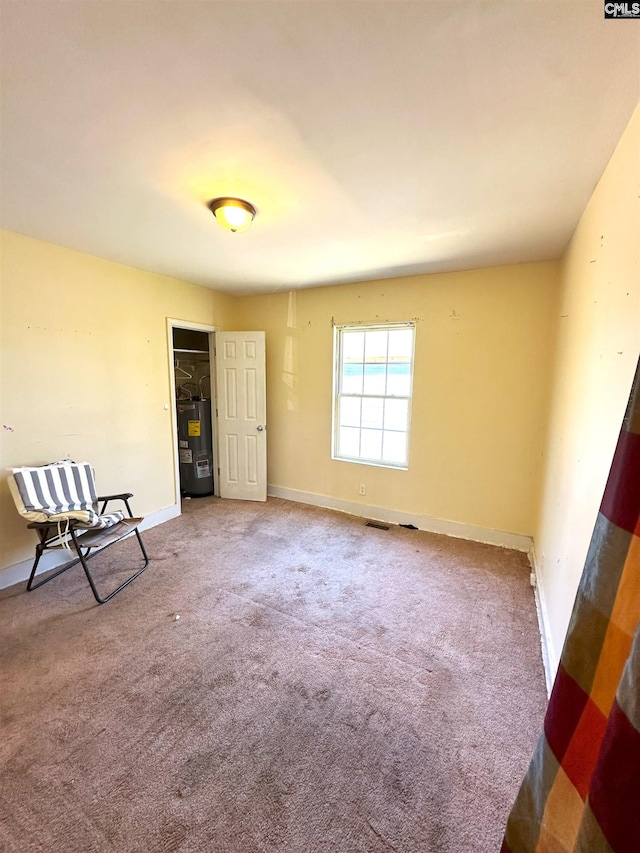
[529,543,558,696]
[0,503,181,592]
[139,502,180,531]
[267,484,533,552]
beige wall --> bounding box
[535,104,640,670]
[0,230,234,570]
[234,261,560,537]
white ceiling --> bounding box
[1,1,638,295]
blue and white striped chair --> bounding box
[9,460,149,604]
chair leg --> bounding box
[26,544,44,590]
[134,528,149,564]
[71,528,150,605]
[26,543,82,592]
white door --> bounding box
[215,331,267,501]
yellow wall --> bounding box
[535,104,640,669]
[234,261,560,536]
[0,230,234,569]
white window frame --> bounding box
[332,321,415,470]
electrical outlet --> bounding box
[359,484,366,496]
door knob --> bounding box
[257,425,265,432]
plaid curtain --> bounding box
[502,359,640,853]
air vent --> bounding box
[365,521,390,530]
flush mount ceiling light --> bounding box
[207,197,257,233]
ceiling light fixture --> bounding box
[207,197,257,233]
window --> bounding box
[333,323,415,469]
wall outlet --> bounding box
[529,571,537,589]
[359,484,366,496]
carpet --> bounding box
[0,496,547,852]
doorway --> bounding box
[167,319,219,505]
[167,321,268,509]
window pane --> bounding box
[342,363,363,394]
[388,328,413,360]
[363,363,386,395]
[339,426,360,458]
[343,331,364,363]
[364,330,387,362]
[386,363,411,396]
[334,324,414,468]
[382,431,407,465]
[361,397,384,429]
[339,396,361,428]
[361,428,383,460]
[384,398,408,431]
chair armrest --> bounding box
[97,493,133,501]
[98,493,135,518]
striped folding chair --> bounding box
[8,460,149,604]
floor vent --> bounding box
[365,521,390,530]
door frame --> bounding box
[167,318,220,507]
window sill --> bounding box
[332,454,408,471]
